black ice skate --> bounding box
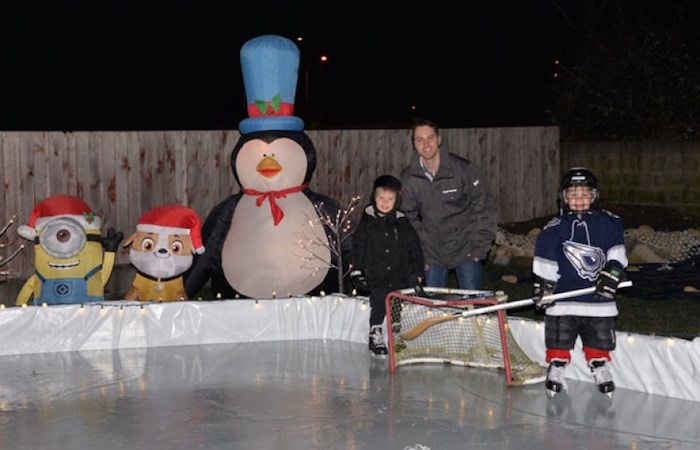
[589,358,615,397]
[545,359,568,398]
[369,325,388,357]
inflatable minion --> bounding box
[15,195,123,305]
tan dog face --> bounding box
[123,230,194,279]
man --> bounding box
[399,117,498,290]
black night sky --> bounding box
[1,1,694,132]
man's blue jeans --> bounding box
[425,259,482,290]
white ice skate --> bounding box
[545,359,568,398]
[369,325,388,357]
[589,358,615,398]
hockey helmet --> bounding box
[559,167,599,213]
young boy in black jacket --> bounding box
[351,175,425,356]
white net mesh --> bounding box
[387,287,546,386]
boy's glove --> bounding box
[413,282,432,299]
[594,264,627,301]
[533,278,557,311]
[350,270,369,293]
[412,274,424,289]
[102,228,124,253]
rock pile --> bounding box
[493,226,700,266]
[491,225,700,299]
[625,226,700,264]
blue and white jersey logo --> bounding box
[562,240,605,281]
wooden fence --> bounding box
[561,141,700,215]
[0,126,560,279]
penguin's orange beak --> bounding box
[256,156,282,178]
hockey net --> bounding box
[386,287,546,386]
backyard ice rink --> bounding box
[0,295,698,450]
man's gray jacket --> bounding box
[399,150,498,268]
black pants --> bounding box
[545,315,616,351]
[369,288,391,327]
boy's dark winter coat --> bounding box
[352,206,424,291]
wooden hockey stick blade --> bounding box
[399,280,632,341]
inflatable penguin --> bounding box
[185,34,348,299]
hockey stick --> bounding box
[399,280,633,341]
[412,284,498,302]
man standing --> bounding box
[399,117,498,290]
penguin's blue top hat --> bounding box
[238,35,305,134]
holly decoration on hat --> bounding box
[83,211,96,224]
[255,93,282,116]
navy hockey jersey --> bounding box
[532,210,628,317]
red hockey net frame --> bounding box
[386,287,545,386]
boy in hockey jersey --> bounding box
[532,167,628,397]
[351,175,425,356]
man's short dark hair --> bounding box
[410,117,439,140]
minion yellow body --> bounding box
[16,230,116,306]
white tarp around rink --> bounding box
[0,295,698,402]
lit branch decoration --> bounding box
[296,196,361,294]
[0,215,27,279]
